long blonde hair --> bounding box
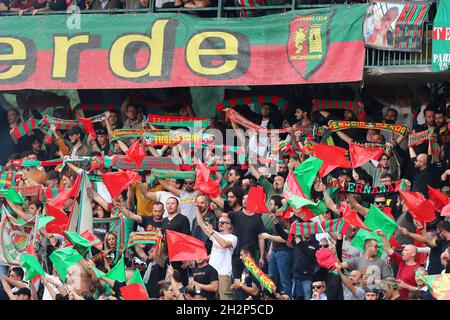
[104,231,118,252]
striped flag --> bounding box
[290,219,349,236]
[67,172,94,235]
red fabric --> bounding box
[399,190,436,224]
[120,283,149,300]
[194,162,220,199]
[48,174,82,208]
[166,229,207,262]
[382,207,395,221]
[390,251,420,300]
[78,117,96,138]
[277,206,293,222]
[339,201,371,231]
[315,248,338,270]
[312,143,352,177]
[80,230,102,249]
[125,140,146,169]
[441,203,450,217]
[46,203,69,235]
[427,186,450,212]
[349,143,384,168]
[100,171,142,199]
[245,186,270,214]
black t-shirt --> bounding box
[162,214,190,235]
[192,264,219,300]
[140,217,163,232]
[236,272,261,300]
[227,210,265,256]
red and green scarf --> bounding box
[225,108,290,134]
[340,180,406,195]
[290,218,349,236]
[80,103,120,112]
[216,95,288,112]
[328,120,409,137]
[127,231,158,248]
[312,99,366,121]
[408,129,440,154]
[146,115,210,129]
[151,169,195,180]
[0,172,18,189]
[11,118,40,140]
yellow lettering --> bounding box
[0,37,27,80]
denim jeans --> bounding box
[268,250,293,297]
[292,278,312,300]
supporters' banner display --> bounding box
[0,5,368,90]
[146,115,210,129]
[216,95,289,112]
[110,129,162,143]
[0,206,35,265]
[340,180,404,194]
[243,256,276,294]
[364,1,430,52]
[432,0,450,72]
[290,218,349,236]
[312,99,366,121]
[143,130,215,147]
[328,120,408,137]
[408,129,440,153]
[127,232,159,248]
[0,171,19,189]
[151,169,195,180]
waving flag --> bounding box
[166,230,207,262]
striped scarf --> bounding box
[127,231,158,248]
[216,95,288,112]
[408,129,439,153]
[328,120,409,137]
[11,118,40,139]
[225,108,290,134]
[112,156,178,171]
[312,99,366,121]
[146,115,210,129]
[80,103,120,112]
[110,129,163,143]
[290,218,349,236]
[151,169,195,180]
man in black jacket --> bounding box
[291,233,319,300]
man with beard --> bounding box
[435,109,449,162]
[122,105,142,130]
[408,148,437,197]
[413,107,436,155]
[192,195,218,254]
[55,126,90,170]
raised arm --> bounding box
[375,229,394,256]
[399,227,437,248]
[121,206,143,224]
[347,194,369,217]
[158,179,182,197]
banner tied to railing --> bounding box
[363,1,430,52]
[0,5,368,89]
[432,0,450,72]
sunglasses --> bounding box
[320,244,329,248]
[312,285,323,289]
[219,221,230,225]
[374,201,386,205]
[184,182,194,185]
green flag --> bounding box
[91,266,106,279]
[287,196,327,215]
[49,246,83,281]
[37,216,55,230]
[432,0,450,72]
[64,231,94,256]
[99,254,126,282]
[0,189,25,204]
[129,269,146,288]
[364,205,397,239]
[20,254,46,281]
[293,156,323,199]
[350,228,384,257]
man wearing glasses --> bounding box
[310,281,327,300]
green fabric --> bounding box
[21,254,46,281]
[99,254,126,282]
[37,216,55,230]
[0,189,25,204]
[432,0,449,72]
[364,205,398,239]
[350,229,384,258]
[49,246,83,281]
[64,231,94,256]
[293,156,323,199]
[129,269,146,288]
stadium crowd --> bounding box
[0,82,449,301]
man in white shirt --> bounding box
[195,204,237,300]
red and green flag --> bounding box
[432,0,450,72]
[290,218,349,236]
[311,143,351,177]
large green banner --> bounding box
[432,1,450,72]
[0,5,368,89]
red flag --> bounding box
[78,117,96,138]
[312,143,351,177]
[399,190,436,223]
[245,186,270,214]
[120,283,149,300]
[339,201,371,231]
[166,230,207,262]
[427,186,450,212]
[100,171,142,199]
[46,203,69,235]
[48,174,82,208]
[441,203,450,217]
[194,162,220,199]
[315,248,338,270]
[125,140,145,169]
[349,143,384,168]
[80,230,102,250]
